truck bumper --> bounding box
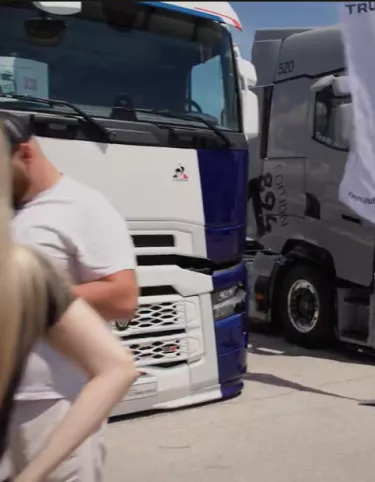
[216,313,247,397]
[213,261,249,398]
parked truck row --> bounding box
[246,25,375,352]
[0,0,261,416]
[3,0,369,417]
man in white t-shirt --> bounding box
[1,112,138,481]
[338,2,375,223]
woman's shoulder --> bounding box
[15,244,75,329]
[33,247,76,329]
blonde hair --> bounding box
[0,124,55,405]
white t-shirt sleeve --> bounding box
[76,199,136,282]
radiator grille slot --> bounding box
[112,295,185,337]
[121,335,188,367]
[132,234,175,248]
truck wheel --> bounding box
[277,264,335,348]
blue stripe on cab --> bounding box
[197,149,248,263]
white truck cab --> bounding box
[0,1,258,415]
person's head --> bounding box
[0,121,62,407]
[0,121,19,404]
[0,112,60,209]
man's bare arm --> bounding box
[72,270,138,321]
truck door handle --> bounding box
[342,214,362,225]
[305,193,320,219]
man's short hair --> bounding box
[0,112,31,154]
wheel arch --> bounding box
[281,240,336,275]
[270,240,337,325]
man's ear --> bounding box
[18,142,33,164]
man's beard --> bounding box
[12,167,30,210]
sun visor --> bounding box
[32,2,81,15]
[140,1,242,30]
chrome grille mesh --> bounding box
[112,296,185,337]
[121,335,188,367]
[112,295,189,366]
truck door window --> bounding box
[313,86,350,151]
[189,36,238,130]
[190,55,224,121]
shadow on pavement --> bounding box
[248,327,375,366]
[243,371,360,401]
[246,330,375,404]
[111,329,375,423]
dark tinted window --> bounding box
[0,1,239,130]
[313,87,351,151]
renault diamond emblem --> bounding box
[114,319,131,331]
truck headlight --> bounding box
[211,284,247,321]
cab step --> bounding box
[339,330,369,346]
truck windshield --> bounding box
[0,1,240,132]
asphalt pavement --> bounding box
[105,333,375,482]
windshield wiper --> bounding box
[133,108,232,148]
[0,93,110,141]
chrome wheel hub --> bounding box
[287,279,319,334]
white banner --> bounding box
[338,2,375,223]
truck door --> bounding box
[258,78,308,252]
[307,75,375,286]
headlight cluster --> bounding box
[211,284,247,321]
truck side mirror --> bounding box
[311,75,350,97]
[237,58,259,139]
[310,74,351,151]
[334,103,352,148]
[331,76,350,97]
[242,89,259,140]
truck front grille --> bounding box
[121,334,188,367]
[112,295,185,337]
[112,294,191,367]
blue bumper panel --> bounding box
[216,315,247,395]
[212,261,249,345]
[211,266,249,398]
[220,378,244,399]
[216,317,247,395]
[213,261,248,392]
[215,313,245,356]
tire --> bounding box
[277,263,335,348]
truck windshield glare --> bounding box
[0,1,240,131]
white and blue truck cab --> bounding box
[0,0,258,415]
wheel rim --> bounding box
[287,279,320,334]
